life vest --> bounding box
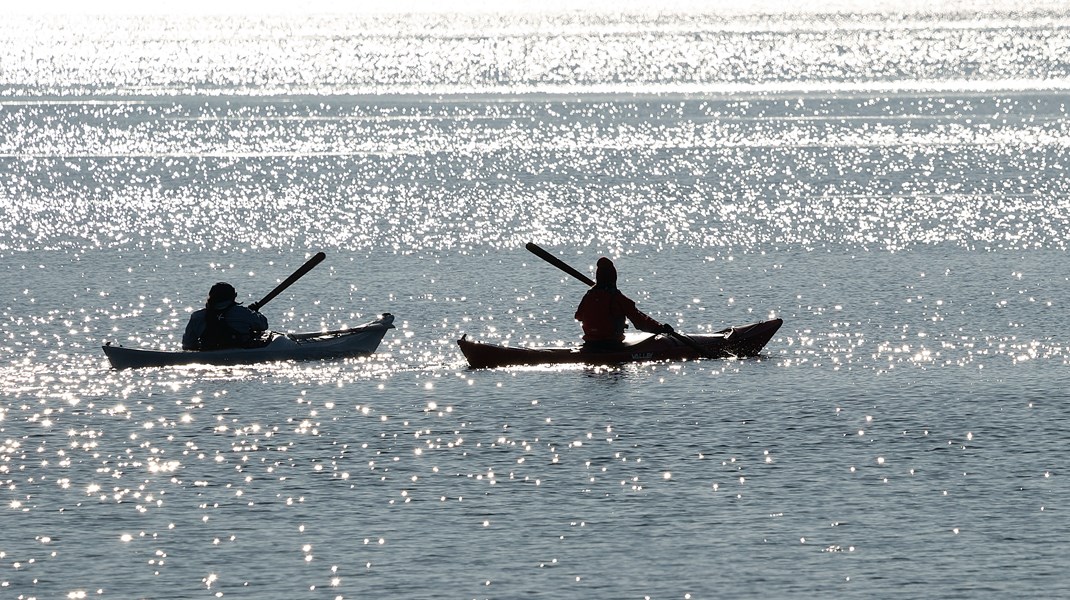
[198,306,243,350]
[576,288,629,342]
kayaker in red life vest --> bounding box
[575,257,674,347]
[182,282,269,351]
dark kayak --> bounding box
[103,314,395,369]
[457,318,782,368]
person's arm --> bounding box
[575,291,592,322]
[250,308,268,332]
[182,311,205,350]
[232,306,269,334]
[621,294,666,334]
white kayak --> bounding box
[103,313,395,369]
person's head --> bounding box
[595,257,617,289]
[207,282,237,310]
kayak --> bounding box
[103,313,395,369]
[457,318,783,369]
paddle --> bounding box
[248,251,326,312]
[525,242,596,286]
[524,243,716,359]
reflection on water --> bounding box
[3,7,1070,600]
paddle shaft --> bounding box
[249,252,326,311]
[525,243,595,286]
[524,243,716,358]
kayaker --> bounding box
[575,257,673,347]
[182,282,269,351]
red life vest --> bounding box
[575,288,634,343]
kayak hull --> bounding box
[103,314,395,369]
[457,318,782,368]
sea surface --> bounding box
[2,5,1070,599]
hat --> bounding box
[208,282,237,310]
[595,257,617,288]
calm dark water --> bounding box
[2,8,1069,599]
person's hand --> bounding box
[660,323,674,334]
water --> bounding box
[2,6,1070,599]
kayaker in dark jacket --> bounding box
[574,257,673,345]
[182,282,269,351]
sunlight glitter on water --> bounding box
[4,11,1070,96]
[3,92,1070,256]
[2,7,1070,599]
